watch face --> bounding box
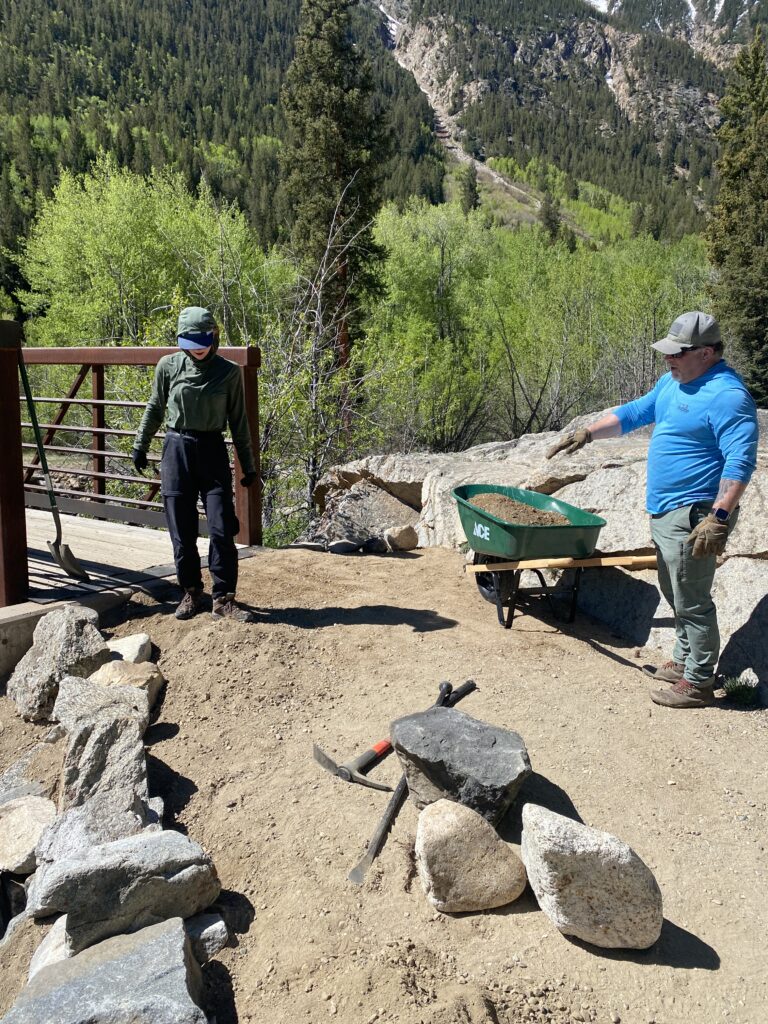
[714,508,729,523]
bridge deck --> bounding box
[0,510,256,677]
[23,508,207,605]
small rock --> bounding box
[0,796,56,873]
[106,633,152,664]
[384,525,418,551]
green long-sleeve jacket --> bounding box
[134,349,257,475]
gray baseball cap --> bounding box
[177,306,217,350]
[652,311,721,355]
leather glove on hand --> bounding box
[687,514,729,558]
[546,428,592,459]
[240,472,258,488]
[131,448,148,474]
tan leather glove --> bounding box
[546,428,592,459]
[687,514,729,558]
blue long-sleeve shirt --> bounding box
[614,361,758,515]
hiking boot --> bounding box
[642,659,685,683]
[175,586,205,620]
[650,679,715,709]
[211,595,255,623]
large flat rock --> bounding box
[30,830,221,953]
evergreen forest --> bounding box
[2,0,766,542]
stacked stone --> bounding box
[0,605,227,1024]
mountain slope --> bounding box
[382,0,735,235]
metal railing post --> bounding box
[234,346,262,546]
[92,364,105,500]
[0,320,29,605]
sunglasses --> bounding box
[667,347,696,359]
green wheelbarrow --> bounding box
[452,484,606,629]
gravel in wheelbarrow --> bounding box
[452,483,606,562]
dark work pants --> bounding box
[161,430,239,599]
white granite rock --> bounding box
[28,915,71,980]
[0,795,56,873]
[521,803,663,949]
[106,633,152,664]
[184,912,229,964]
[384,524,419,551]
[88,659,165,709]
[7,606,110,722]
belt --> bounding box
[168,427,222,439]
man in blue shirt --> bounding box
[547,311,759,709]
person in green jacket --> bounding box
[132,307,258,622]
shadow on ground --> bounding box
[568,918,720,970]
[146,752,197,829]
[201,960,238,1024]
[258,604,458,632]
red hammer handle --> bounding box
[344,739,393,774]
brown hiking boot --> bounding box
[211,595,255,623]
[642,659,685,683]
[650,679,715,709]
[175,586,205,620]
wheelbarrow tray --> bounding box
[452,483,606,561]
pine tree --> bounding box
[280,0,386,366]
[707,28,768,403]
[539,191,561,244]
[459,163,480,214]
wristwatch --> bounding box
[712,507,731,523]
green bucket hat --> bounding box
[177,306,217,350]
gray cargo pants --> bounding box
[650,503,737,687]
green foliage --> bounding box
[15,155,266,347]
[459,164,480,215]
[707,29,768,403]
[280,0,385,333]
[488,157,635,242]
[0,0,444,288]
[722,675,760,706]
[363,201,710,447]
[539,192,561,244]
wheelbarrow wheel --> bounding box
[472,551,517,605]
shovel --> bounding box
[17,352,90,580]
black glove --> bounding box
[132,448,148,474]
[240,472,258,488]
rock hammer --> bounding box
[312,738,394,792]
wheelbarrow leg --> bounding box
[492,572,506,627]
[567,567,583,623]
[502,570,521,629]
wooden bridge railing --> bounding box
[0,319,261,607]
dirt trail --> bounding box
[1,546,766,1024]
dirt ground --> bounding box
[1,546,766,1024]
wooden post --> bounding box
[234,346,262,546]
[0,321,29,605]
